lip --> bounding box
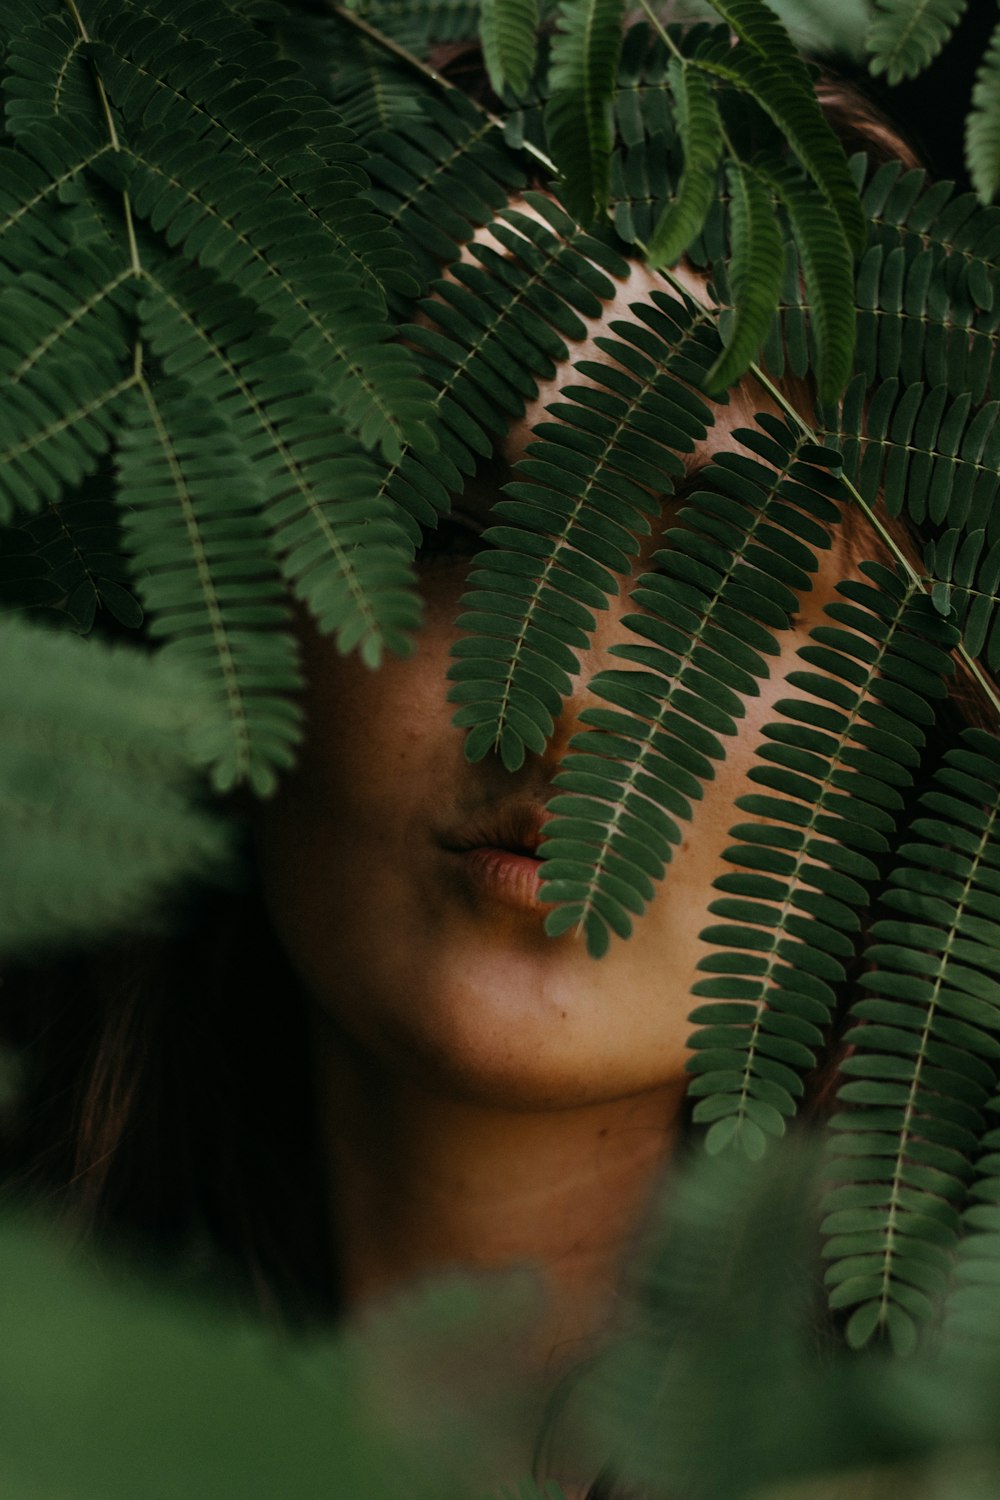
[442,800,552,913]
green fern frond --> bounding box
[710,238,814,385]
[854,241,1000,405]
[326,38,428,137]
[860,155,1000,332]
[0,361,136,523]
[0,121,113,276]
[701,0,867,257]
[480,0,539,98]
[544,0,627,222]
[92,0,420,303]
[703,160,784,393]
[923,523,1000,671]
[824,728,1000,1354]
[449,282,716,776]
[645,59,723,271]
[821,377,1000,532]
[365,89,526,293]
[608,21,730,265]
[866,0,968,87]
[118,382,302,797]
[113,122,429,463]
[0,242,137,520]
[689,563,959,1161]
[539,417,845,958]
[345,0,483,50]
[943,1097,1000,1349]
[2,9,100,142]
[761,162,856,402]
[0,613,229,958]
[967,18,1000,205]
[384,194,628,539]
[139,259,421,666]
[0,0,57,42]
[0,240,134,385]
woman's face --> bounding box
[256,251,850,1111]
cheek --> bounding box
[286,610,460,799]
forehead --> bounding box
[460,197,772,477]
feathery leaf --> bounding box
[0,615,229,958]
[967,17,1000,205]
[118,382,302,797]
[645,60,723,271]
[480,0,539,97]
[866,0,968,86]
[704,159,784,393]
[544,0,627,222]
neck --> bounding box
[314,1020,685,1369]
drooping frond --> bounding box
[757,162,856,403]
[364,88,526,292]
[689,563,958,1161]
[645,59,723,271]
[0,614,229,957]
[544,0,627,222]
[449,281,716,776]
[824,728,1000,1354]
[109,123,430,464]
[91,0,420,304]
[384,193,628,539]
[480,0,539,98]
[967,17,1000,205]
[608,21,726,265]
[323,35,429,138]
[0,115,115,279]
[865,0,968,87]
[0,243,138,521]
[137,259,421,666]
[0,0,432,467]
[703,160,784,393]
[117,381,302,796]
[539,418,848,958]
[3,9,101,141]
[703,0,867,256]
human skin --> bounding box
[254,236,857,1375]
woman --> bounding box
[252,230,857,1353]
[0,30,986,1496]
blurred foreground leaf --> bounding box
[0,616,231,958]
[0,1216,545,1500]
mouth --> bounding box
[442,802,551,912]
[445,800,547,856]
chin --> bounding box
[343,974,686,1112]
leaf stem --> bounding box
[63,0,142,277]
